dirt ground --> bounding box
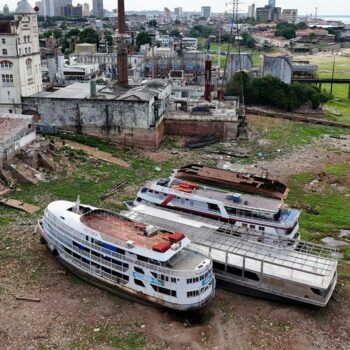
[1,133,350,350]
[0,227,349,350]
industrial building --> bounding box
[22,80,172,149]
[227,53,253,78]
[282,9,298,24]
[201,6,211,19]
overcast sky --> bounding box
[4,0,350,16]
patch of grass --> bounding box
[287,172,350,242]
[68,274,84,285]
[343,246,350,261]
[325,163,350,177]
[248,115,350,159]
[86,326,147,350]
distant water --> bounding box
[319,15,350,23]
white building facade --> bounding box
[0,0,43,114]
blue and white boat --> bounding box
[38,199,215,310]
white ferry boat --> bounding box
[132,178,300,240]
[123,205,338,307]
[38,200,215,310]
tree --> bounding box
[52,29,62,39]
[136,32,151,47]
[241,32,256,49]
[79,28,99,45]
[149,19,157,27]
[175,19,181,25]
[275,22,296,39]
[170,29,181,38]
[296,22,308,30]
[66,28,80,38]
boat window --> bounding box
[208,203,220,212]
[151,284,176,297]
[60,216,65,220]
[249,225,255,229]
[134,279,145,287]
[311,288,322,296]
[213,261,226,272]
[258,226,265,231]
[225,207,237,215]
[141,187,148,193]
[137,255,148,262]
[134,267,144,274]
[242,223,248,228]
[187,290,200,297]
[136,197,142,202]
[171,277,177,283]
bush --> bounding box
[226,74,333,111]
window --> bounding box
[2,39,5,44]
[208,203,220,212]
[25,48,28,54]
[2,49,7,55]
[2,74,13,86]
[242,223,248,228]
[26,58,32,76]
[249,225,255,229]
[0,61,13,68]
[187,290,200,297]
[134,279,145,287]
[258,226,265,232]
[151,284,176,297]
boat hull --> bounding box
[214,271,337,308]
[38,222,214,311]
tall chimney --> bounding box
[117,0,128,86]
[118,0,125,34]
[204,58,212,102]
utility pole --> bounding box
[330,57,335,95]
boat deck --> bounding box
[81,211,167,250]
[122,206,338,284]
[175,165,289,199]
[149,179,282,213]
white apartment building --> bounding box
[0,0,43,114]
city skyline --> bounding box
[2,0,350,15]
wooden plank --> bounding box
[0,197,40,214]
[56,140,129,168]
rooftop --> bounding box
[0,114,33,146]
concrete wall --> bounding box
[228,53,253,78]
[22,96,165,149]
[263,55,292,84]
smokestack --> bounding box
[117,0,128,86]
[118,0,125,34]
[204,58,212,102]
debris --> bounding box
[185,134,219,149]
[155,167,161,172]
[100,183,126,200]
[0,197,40,214]
[54,140,129,168]
[15,296,41,302]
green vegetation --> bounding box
[136,32,151,47]
[226,73,332,111]
[79,28,99,46]
[70,325,149,350]
[288,169,350,245]
[275,22,297,40]
[189,25,215,38]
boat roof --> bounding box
[46,201,192,263]
[122,205,338,289]
[147,180,283,213]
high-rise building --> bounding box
[282,9,298,24]
[163,7,171,20]
[42,0,54,17]
[201,6,211,18]
[0,0,43,113]
[83,3,90,17]
[3,4,10,15]
[61,4,83,17]
[248,4,256,18]
[268,0,276,7]
[174,7,183,19]
[93,0,104,18]
[54,0,72,16]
